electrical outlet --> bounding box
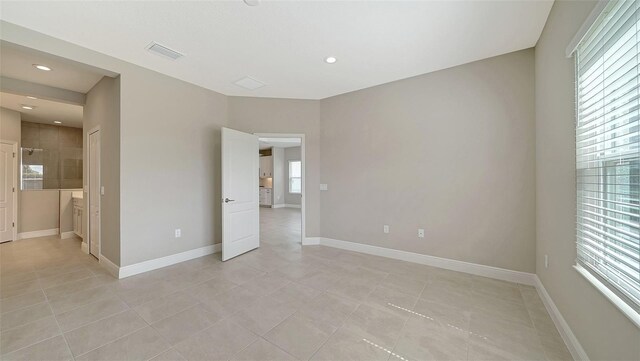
[544,254,548,269]
[383,225,389,234]
[418,229,425,238]
[175,229,181,238]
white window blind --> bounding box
[289,160,301,194]
[576,0,640,309]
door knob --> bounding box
[224,198,235,203]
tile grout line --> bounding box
[0,301,51,332]
[387,279,429,361]
[305,290,374,361]
[1,271,76,360]
[44,296,77,361]
[54,294,130,333]
[69,311,148,360]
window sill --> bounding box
[573,264,640,328]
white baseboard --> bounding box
[317,237,537,286]
[534,276,589,361]
[81,242,89,254]
[17,228,59,240]
[99,254,120,278]
[116,243,222,279]
[60,231,76,239]
[303,237,320,246]
[268,204,300,209]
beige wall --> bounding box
[228,97,320,236]
[1,107,21,143]
[272,147,285,206]
[119,68,227,267]
[535,1,640,359]
[284,146,302,206]
[320,49,536,273]
[19,190,59,233]
[84,76,121,263]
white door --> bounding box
[89,130,100,258]
[0,143,15,243]
[222,127,259,261]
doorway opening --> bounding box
[257,135,305,247]
[0,41,118,280]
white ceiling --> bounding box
[259,137,301,150]
[0,1,553,100]
[0,42,106,93]
[0,92,83,128]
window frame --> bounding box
[288,160,302,194]
[572,0,640,327]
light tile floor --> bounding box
[0,208,572,361]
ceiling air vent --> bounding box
[146,42,184,60]
[234,76,266,90]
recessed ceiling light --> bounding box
[33,64,52,71]
[26,96,38,100]
[53,121,62,124]
[325,57,337,64]
[21,105,35,110]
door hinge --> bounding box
[12,187,15,192]
[13,152,16,158]
[12,222,15,228]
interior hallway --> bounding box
[1,221,571,361]
[260,207,302,247]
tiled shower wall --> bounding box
[21,121,83,189]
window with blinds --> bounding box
[575,0,640,309]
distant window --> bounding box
[22,164,43,190]
[574,0,639,311]
[288,160,301,194]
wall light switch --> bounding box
[320,184,328,191]
[383,225,389,234]
[175,229,181,238]
[544,254,549,269]
[418,229,425,238]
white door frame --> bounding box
[1,140,18,243]
[86,126,101,259]
[254,133,307,245]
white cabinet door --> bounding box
[265,156,273,177]
[264,189,272,206]
[259,156,273,178]
[259,188,266,205]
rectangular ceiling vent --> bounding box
[234,76,266,90]
[146,42,184,60]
